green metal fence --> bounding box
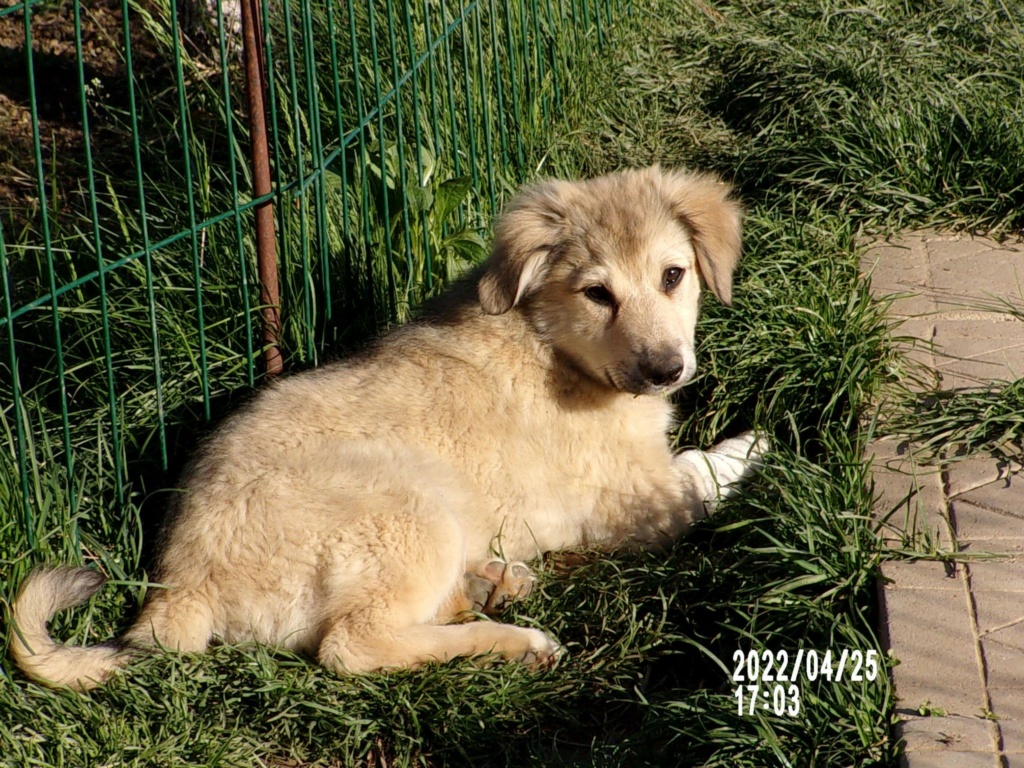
[0,0,630,567]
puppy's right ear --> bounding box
[657,168,743,307]
[478,182,571,315]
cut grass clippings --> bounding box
[6,0,1024,765]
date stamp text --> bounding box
[731,648,880,717]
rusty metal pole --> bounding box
[240,0,282,375]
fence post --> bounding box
[240,0,282,375]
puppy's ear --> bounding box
[658,168,743,306]
[478,182,571,315]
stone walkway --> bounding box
[861,233,1024,768]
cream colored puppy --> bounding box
[12,166,765,691]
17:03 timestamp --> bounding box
[734,684,801,717]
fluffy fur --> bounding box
[11,165,764,691]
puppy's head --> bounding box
[478,166,742,395]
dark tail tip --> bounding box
[44,566,108,610]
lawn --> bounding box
[4,0,1024,766]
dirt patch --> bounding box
[0,0,161,228]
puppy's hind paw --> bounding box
[477,559,537,613]
[464,574,499,614]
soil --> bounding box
[0,0,175,231]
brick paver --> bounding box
[862,233,1024,768]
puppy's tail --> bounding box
[10,566,131,691]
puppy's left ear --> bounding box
[478,181,572,315]
[659,169,743,306]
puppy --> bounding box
[11,166,765,690]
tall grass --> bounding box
[571,0,1024,232]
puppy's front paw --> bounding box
[712,430,769,464]
[518,628,563,670]
[676,430,769,513]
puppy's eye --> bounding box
[662,267,685,291]
[584,285,616,307]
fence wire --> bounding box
[0,0,629,561]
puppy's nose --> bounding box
[638,354,686,387]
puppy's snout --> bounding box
[638,351,686,387]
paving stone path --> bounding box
[861,233,1024,768]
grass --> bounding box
[882,372,1024,462]
[576,0,1024,232]
[878,296,1024,462]
[3,0,1024,765]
